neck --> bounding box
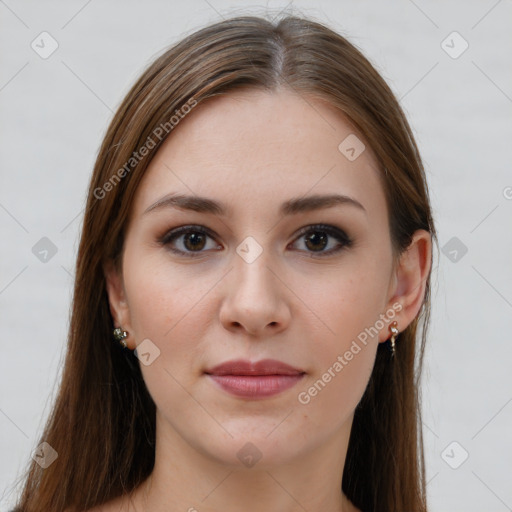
[127,412,359,512]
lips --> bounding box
[204,359,305,399]
[204,358,305,376]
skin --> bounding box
[99,88,432,512]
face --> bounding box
[106,88,405,468]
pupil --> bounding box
[306,232,327,251]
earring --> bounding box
[388,321,399,357]
[113,327,128,349]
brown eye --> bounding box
[304,231,328,252]
[160,225,220,257]
[182,232,207,251]
[291,224,352,257]
[159,223,352,259]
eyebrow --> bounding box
[143,192,367,217]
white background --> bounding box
[1,1,511,511]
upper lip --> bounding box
[205,359,305,376]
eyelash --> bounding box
[158,223,353,259]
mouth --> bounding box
[204,359,306,399]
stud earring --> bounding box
[388,321,399,357]
[113,327,128,349]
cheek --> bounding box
[123,247,197,336]
[122,251,217,376]
[305,259,388,343]
[301,348,376,440]
[295,290,379,429]
[122,260,211,409]
[292,261,387,419]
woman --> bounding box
[12,13,436,512]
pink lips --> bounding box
[204,359,305,399]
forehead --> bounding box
[131,88,387,222]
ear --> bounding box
[379,229,432,343]
[103,259,134,348]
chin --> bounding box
[198,426,307,470]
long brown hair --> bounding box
[11,14,437,512]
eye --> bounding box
[158,225,220,258]
[290,223,352,257]
[158,223,352,258]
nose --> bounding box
[219,249,291,337]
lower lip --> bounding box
[206,374,305,398]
